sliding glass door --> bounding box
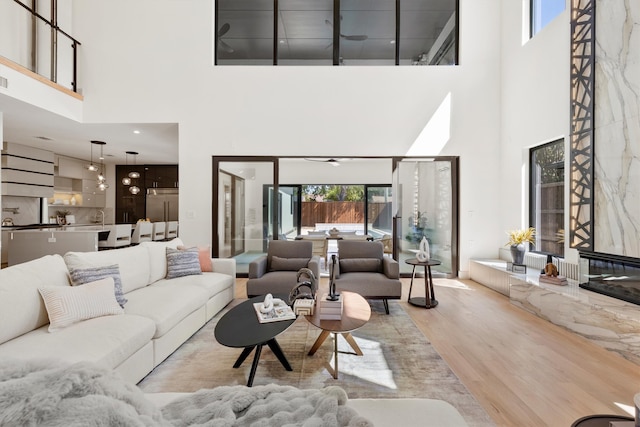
[393,158,458,277]
[213,156,458,277]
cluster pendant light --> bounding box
[125,151,141,195]
[93,141,109,191]
[121,152,132,185]
[86,141,99,171]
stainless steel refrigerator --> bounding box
[145,188,179,222]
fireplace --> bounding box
[579,251,640,306]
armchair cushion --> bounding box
[339,258,382,273]
[270,256,311,272]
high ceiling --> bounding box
[0,93,178,165]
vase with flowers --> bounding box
[506,227,535,265]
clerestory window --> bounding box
[215,0,458,66]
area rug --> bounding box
[138,301,495,427]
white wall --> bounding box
[499,0,572,260]
[69,0,505,276]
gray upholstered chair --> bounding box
[334,240,401,314]
[246,240,321,298]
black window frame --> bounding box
[529,138,565,257]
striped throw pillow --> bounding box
[166,247,202,279]
[39,277,124,332]
[69,264,127,308]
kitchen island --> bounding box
[4,226,108,266]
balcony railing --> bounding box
[0,0,81,93]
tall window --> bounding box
[531,0,565,37]
[530,139,565,256]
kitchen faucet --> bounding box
[98,210,105,229]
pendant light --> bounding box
[122,152,131,185]
[128,151,141,179]
[94,141,109,191]
[127,151,141,195]
[87,141,99,171]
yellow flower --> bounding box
[506,227,536,246]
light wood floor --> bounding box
[235,277,640,427]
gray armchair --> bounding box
[334,240,401,314]
[247,240,321,298]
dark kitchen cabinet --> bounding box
[145,165,179,189]
[115,164,178,224]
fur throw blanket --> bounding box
[0,360,372,427]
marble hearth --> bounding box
[470,257,640,366]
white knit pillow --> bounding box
[38,277,124,332]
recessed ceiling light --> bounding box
[133,130,141,134]
[279,40,285,44]
[390,40,395,44]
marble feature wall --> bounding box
[594,0,640,257]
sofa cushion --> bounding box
[124,280,209,338]
[0,254,70,346]
[335,272,402,298]
[39,277,124,332]
[178,272,235,298]
[166,247,202,279]
[64,245,151,294]
[0,314,156,370]
[339,258,382,273]
[69,264,127,307]
[141,238,184,284]
[270,256,310,271]
[178,245,213,272]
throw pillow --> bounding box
[39,277,124,332]
[69,264,127,308]
[166,247,202,279]
[270,256,310,271]
[339,258,382,273]
[177,245,213,272]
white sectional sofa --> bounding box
[0,238,235,384]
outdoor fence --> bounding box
[301,201,390,228]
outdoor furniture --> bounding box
[297,235,329,261]
[379,234,393,256]
[246,240,321,297]
[333,240,402,314]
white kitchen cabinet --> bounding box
[57,156,85,179]
[1,143,54,197]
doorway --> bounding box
[213,156,458,278]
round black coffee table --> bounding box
[214,295,296,387]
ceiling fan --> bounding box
[304,158,345,167]
[217,23,234,53]
[324,17,368,41]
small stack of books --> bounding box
[539,274,568,286]
[318,293,343,320]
